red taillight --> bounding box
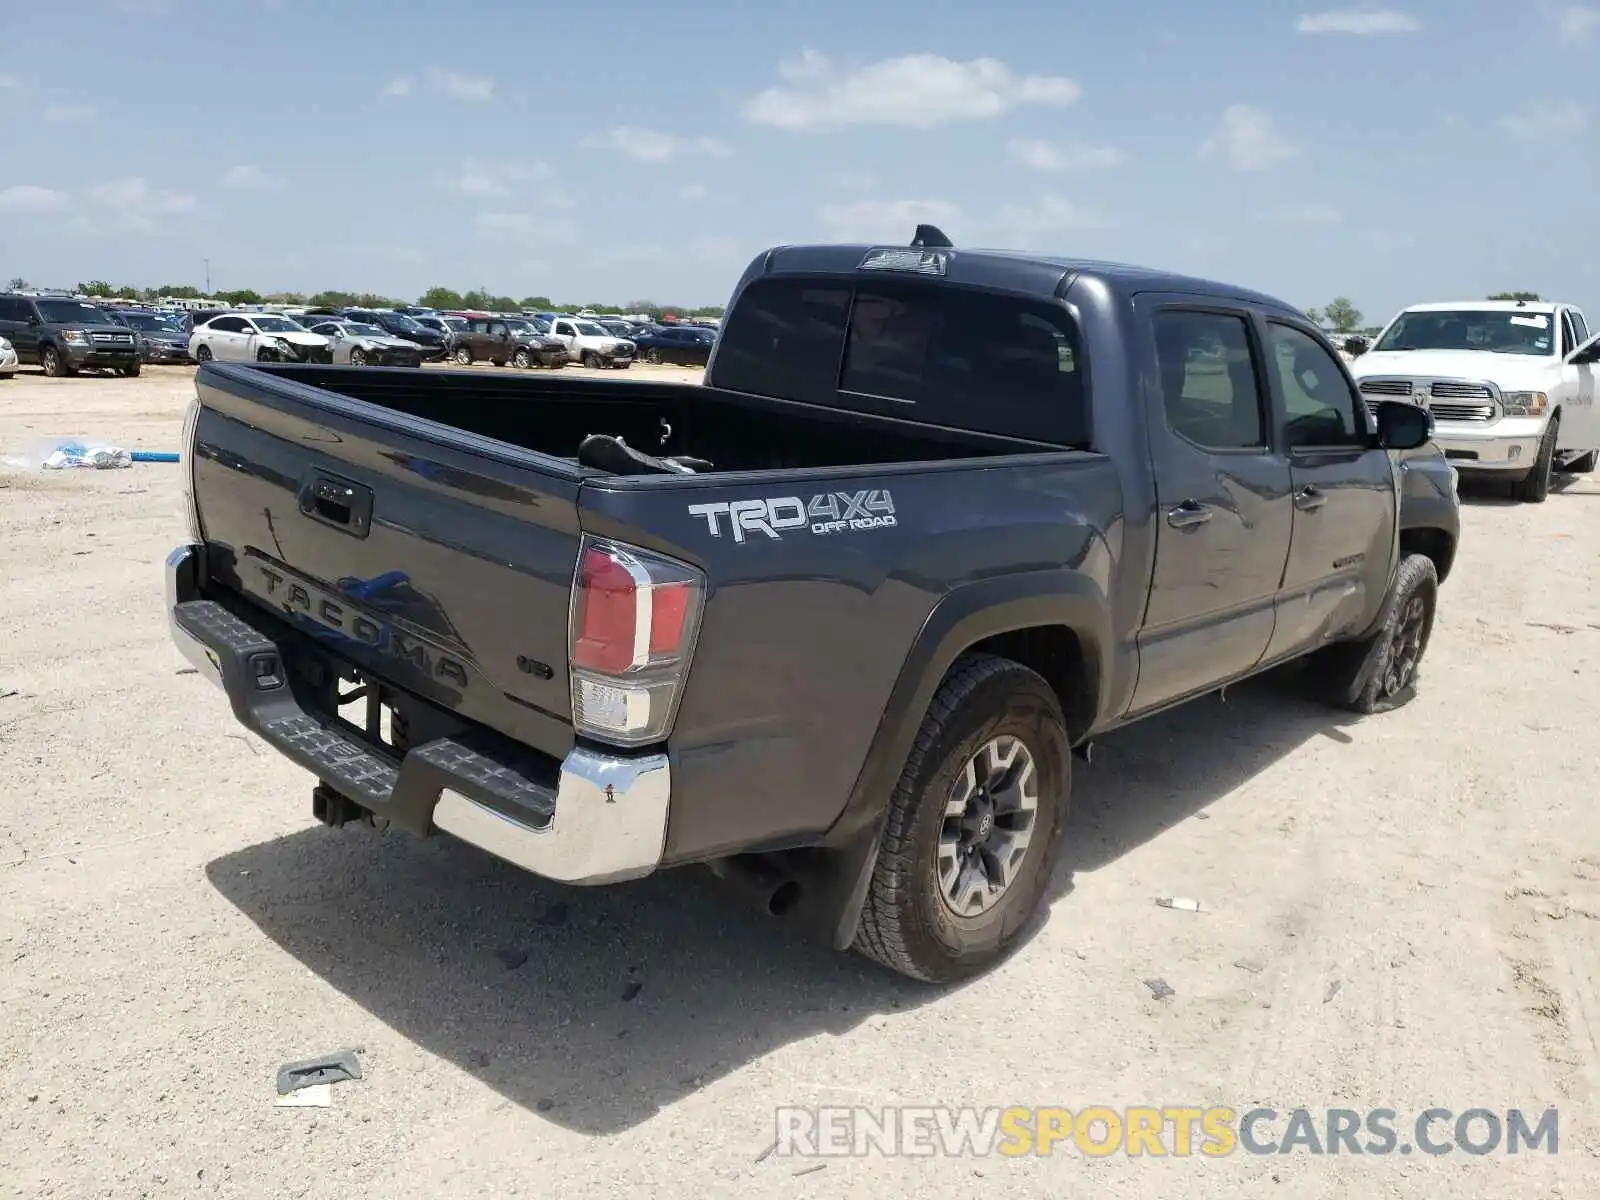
[569,537,704,747]
[572,546,640,674]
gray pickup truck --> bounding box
[166,226,1460,982]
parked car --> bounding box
[339,309,449,359]
[0,336,17,379]
[1351,299,1600,502]
[111,308,191,364]
[166,224,1457,984]
[306,320,426,367]
[189,313,332,364]
[546,315,635,367]
[412,314,468,348]
[451,317,567,368]
[181,309,232,337]
[634,325,716,367]
[0,292,141,376]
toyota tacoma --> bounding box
[165,226,1459,982]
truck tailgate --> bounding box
[190,365,582,760]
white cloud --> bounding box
[381,76,412,98]
[579,126,731,163]
[0,75,19,89]
[817,194,1109,244]
[0,185,67,214]
[437,159,553,197]
[1199,105,1299,170]
[679,183,710,201]
[1555,5,1600,40]
[745,50,1080,131]
[1006,137,1124,172]
[221,164,285,190]
[1295,9,1421,34]
[1499,102,1587,139]
[475,211,580,246]
[817,198,967,240]
[83,177,198,232]
[427,67,493,101]
[988,195,1113,236]
[1275,203,1344,224]
[45,104,95,121]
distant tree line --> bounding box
[54,279,723,318]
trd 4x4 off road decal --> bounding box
[688,489,897,542]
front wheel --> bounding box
[581,351,599,368]
[349,348,368,367]
[120,361,141,377]
[256,347,277,363]
[1563,448,1597,474]
[1312,553,1438,715]
[512,349,532,369]
[1515,419,1558,503]
[854,653,1070,983]
[41,345,72,377]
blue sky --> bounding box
[0,0,1593,320]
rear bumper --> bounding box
[165,543,670,885]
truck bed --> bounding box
[242,364,1071,472]
[186,362,1116,862]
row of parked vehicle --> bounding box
[0,289,723,379]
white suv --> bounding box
[1351,301,1600,503]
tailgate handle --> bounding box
[299,472,373,538]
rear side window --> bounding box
[715,276,1085,444]
[1151,311,1266,450]
[0,297,29,321]
[712,278,852,406]
[1572,310,1590,344]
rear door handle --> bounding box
[1166,501,1213,529]
[1294,485,1328,511]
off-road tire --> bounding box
[1515,418,1559,503]
[453,347,473,366]
[1312,553,1438,715]
[854,653,1071,984]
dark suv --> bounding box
[0,293,143,376]
[339,309,449,359]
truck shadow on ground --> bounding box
[205,667,1350,1137]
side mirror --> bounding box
[1566,331,1600,367]
[1373,399,1433,451]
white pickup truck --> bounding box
[545,315,635,369]
[1351,300,1600,502]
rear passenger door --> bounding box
[1128,300,1293,713]
[0,296,39,363]
[1260,320,1396,660]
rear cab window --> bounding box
[712,276,1087,446]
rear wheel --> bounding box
[512,348,532,369]
[453,346,473,365]
[645,348,662,365]
[854,654,1071,983]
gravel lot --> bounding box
[2,363,1598,1198]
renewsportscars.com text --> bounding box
[773,1105,1560,1158]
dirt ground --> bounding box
[2,363,1598,1199]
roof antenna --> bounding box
[911,224,954,249]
